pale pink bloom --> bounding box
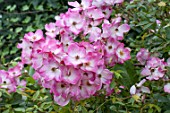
[110,23,130,40]
[54,94,70,107]
[45,22,59,38]
[146,57,161,68]
[69,84,81,97]
[164,83,170,94]
[96,66,113,85]
[101,19,112,38]
[113,0,124,4]
[87,27,102,42]
[17,39,33,64]
[116,44,131,63]
[0,70,19,93]
[101,6,112,19]
[8,64,22,78]
[136,48,150,65]
[33,72,41,80]
[31,52,43,70]
[42,38,62,54]
[102,17,130,40]
[7,84,17,93]
[64,10,85,35]
[81,54,99,72]
[41,79,55,89]
[156,20,161,26]
[55,15,66,27]
[68,0,92,11]
[141,57,167,80]
[141,67,151,76]
[146,67,165,80]
[76,85,89,100]
[111,17,122,24]
[93,40,105,56]
[24,29,44,42]
[83,20,102,42]
[105,38,120,56]
[52,82,70,98]
[62,66,81,84]
[81,71,94,80]
[17,79,26,91]
[60,32,74,52]
[39,61,61,81]
[105,0,124,5]
[79,41,94,53]
[85,8,104,20]
[81,79,98,96]
[92,0,105,7]
[64,43,86,67]
[0,70,11,89]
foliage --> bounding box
[0,0,170,113]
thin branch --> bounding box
[0,10,54,15]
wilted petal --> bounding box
[130,85,136,95]
[140,86,150,94]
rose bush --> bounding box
[0,0,170,112]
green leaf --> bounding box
[110,81,116,89]
[2,109,10,113]
[164,110,170,113]
[112,61,137,88]
[82,106,88,113]
[33,90,40,101]
[114,71,122,79]
[10,17,20,23]
[29,66,35,76]
[22,5,29,11]
[15,27,23,33]
[26,76,35,85]
[26,107,34,112]
[11,93,23,105]
[148,0,156,3]
[22,16,31,24]
[40,102,52,110]
[148,108,153,113]
[165,27,170,39]
[10,47,18,55]
[0,0,4,3]
[149,104,161,112]
[9,5,16,12]
[143,23,153,30]
[36,5,44,11]
[26,26,35,32]
[14,108,25,112]
[136,21,149,26]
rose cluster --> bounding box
[0,0,131,106]
[137,48,167,81]
[17,0,130,106]
[130,48,170,99]
[0,62,26,93]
